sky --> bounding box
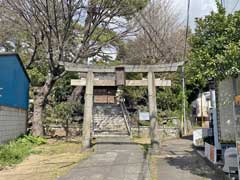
[174,0,240,29]
[94,0,240,61]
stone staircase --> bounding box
[93,104,129,137]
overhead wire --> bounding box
[231,0,240,13]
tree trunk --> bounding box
[68,86,84,102]
[32,76,56,136]
[32,95,45,136]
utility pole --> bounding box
[182,67,187,135]
[182,0,191,135]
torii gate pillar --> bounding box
[148,72,160,151]
[82,71,94,149]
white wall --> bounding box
[0,106,27,144]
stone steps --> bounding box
[94,131,129,137]
[93,104,129,137]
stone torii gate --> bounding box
[62,62,183,150]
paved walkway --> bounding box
[155,136,226,180]
[59,137,150,180]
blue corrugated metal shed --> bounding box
[0,53,30,110]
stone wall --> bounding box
[0,106,27,144]
[132,127,180,140]
[158,127,181,140]
[44,124,82,137]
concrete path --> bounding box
[59,137,150,180]
[155,136,226,180]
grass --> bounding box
[0,138,92,180]
[132,136,151,145]
[0,135,47,168]
[132,136,151,155]
[131,137,158,180]
[149,156,158,180]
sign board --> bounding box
[139,112,150,121]
[94,95,115,104]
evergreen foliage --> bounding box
[187,2,240,84]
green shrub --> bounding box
[138,120,150,126]
[17,135,47,145]
[0,135,46,167]
[44,102,83,125]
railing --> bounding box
[120,100,132,137]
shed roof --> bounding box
[0,53,31,82]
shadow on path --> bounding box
[156,137,226,180]
[164,152,224,180]
[181,135,193,141]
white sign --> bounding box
[139,112,150,121]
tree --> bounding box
[187,2,240,84]
[118,0,185,116]
[122,73,147,108]
[121,0,185,64]
[0,0,148,136]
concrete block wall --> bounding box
[218,78,235,142]
[132,127,180,140]
[0,106,27,144]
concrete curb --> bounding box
[195,150,231,180]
